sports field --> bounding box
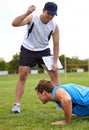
[0,72,89,130]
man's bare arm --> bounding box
[52,24,59,71]
[51,88,72,125]
[12,5,36,26]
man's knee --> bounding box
[19,67,30,80]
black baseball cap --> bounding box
[44,2,57,16]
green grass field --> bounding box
[0,72,89,130]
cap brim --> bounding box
[47,10,57,16]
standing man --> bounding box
[12,2,60,113]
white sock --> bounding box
[15,103,20,106]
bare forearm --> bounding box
[51,42,59,71]
[51,110,71,125]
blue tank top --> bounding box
[52,84,89,116]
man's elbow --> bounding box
[12,22,16,27]
[66,97,71,104]
[11,21,19,27]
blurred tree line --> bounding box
[59,55,89,72]
[0,53,89,73]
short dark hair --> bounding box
[35,79,54,93]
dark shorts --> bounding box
[19,45,51,67]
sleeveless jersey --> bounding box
[52,84,89,116]
[22,14,56,51]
